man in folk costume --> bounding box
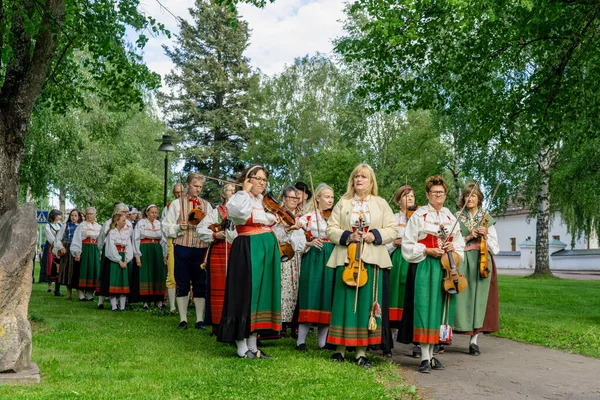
[163,173,214,330]
[162,183,184,312]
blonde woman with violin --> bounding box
[295,183,335,351]
[162,173,214,330]
[216,165,281,359]
[453,182,500,356]
[197,183,237,334]
[272,186,305,333]
[399,175,465,373]
[326,164,397,368]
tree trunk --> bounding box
[451,134,461,200]
[59,188,66,215]
[0,127,23,215]
[534,149,553,277]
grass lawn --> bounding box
[2,268,599,399]
[496,274,600,358]
[0,264,417,400]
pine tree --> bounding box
[160,0,257,199]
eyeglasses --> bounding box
[429,191,446,196]
[250,176,268,184]
[285,196,300,201]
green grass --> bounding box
[496,275,600,358]
[1,264,417,400]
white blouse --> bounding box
[98,218,133,250]
[298,211,329,240]
[226,191,277,226]
[104,228,133,263]
[70,221,102,255]
[197,207,237,244]
[386,212,408,254]
[133,219,167,257]
[272,223,306,252]
[401,204,465,264]
[44,223,61,245]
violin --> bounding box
[406,205,420,219]
[209,220,226,233]
[322,209,332,219]
[438,226,468,295]
[479,215,490,278]
[188,208,206,226]
[263,192,296,227]
[342,242,368,288]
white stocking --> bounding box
[420,343,432,362]
[194,297,205,323]
[247,333,258,352]
[119,295,127,310]
[168,288,177,312]
[236,339,249,357]
[297,323,310,345]
[176,296,189,322]
[317,325,329,348]
[470,333,479,345]
[110,297,117,310]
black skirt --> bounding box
[396,263,418,345]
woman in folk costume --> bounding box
[54,209,84,300]
[96,203,133,309]
[295,183,335,351]
[326,164,397,368]
[272,186,305,336]
[217,165,281,359]
[398,175,465,373]
[197,183,237,334]
[162,173,214,330]
[100,213,133,311]
[71,207,102,301]
[133,205,167,310]
[378,185,417,358]
[162,183,185,312]
[453,182,500,355]
[40,209,62,294]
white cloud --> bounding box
[132,0,346,84]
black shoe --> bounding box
[419,360,431,373]
[54,291,64,297]
[330,352,345,362]
[79,298,87,302]
[319,343,337,351]
[111,308,118,312]
[238,350,257,359]
[355,356,371,369]
[177,321,188,330]
[431,357,445,370]
[118,308,125,312]
[97,304,104,310]
[295,343,308,352]
[195,321,206,330]
[433,344,444,355]
[143,305,149,310]
[383,351,392,358]
[47,289,52,293]
[412,344,421,358]
[469,343,481,356]
[255,349,272,359]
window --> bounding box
[510,238,516,252]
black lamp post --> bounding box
[157,134,176,208]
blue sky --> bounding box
[134,0,346,83]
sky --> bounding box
[135,0,347,84]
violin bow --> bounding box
[476,172,505,227]
[308,172,321,240]
[442,177,482,245]
[354,214,365,313]
[201,175,243,187]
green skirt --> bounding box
[453,250,492,332]
[78,243,101,290]
[389,248,410,323]
[298,242,335,325]
[327,263,383,347]
[139,242,167,299]
[413,256,455,344]
[108,252,130,295]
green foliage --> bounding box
[336,0,600,245]
[159,0,258,202]
[20,98,167,221]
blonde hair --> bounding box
[305,183,333,213]
[186,173,205,184]
[105,214,125,239]
[112,203,129,216]
[342,163,378,200]
[220,183,236,203]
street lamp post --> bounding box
[156,135,176,208]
